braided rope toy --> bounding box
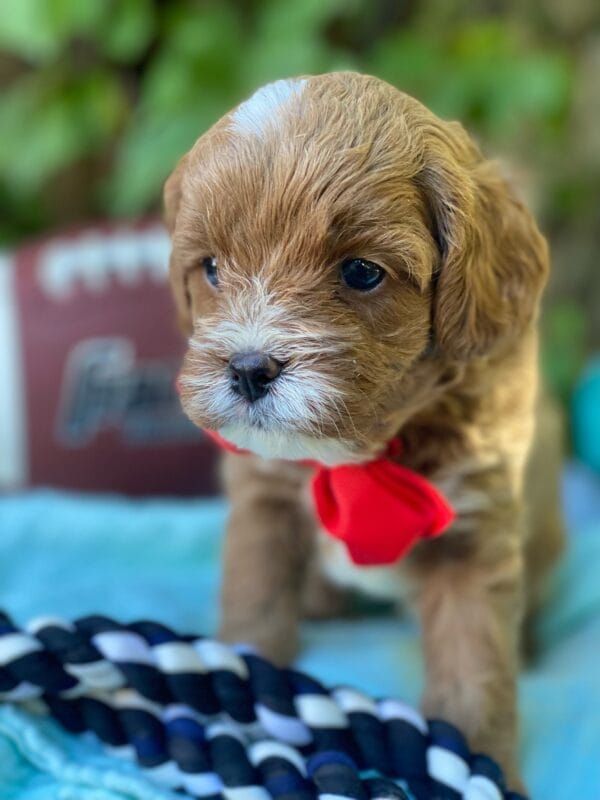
[0,612,526,800]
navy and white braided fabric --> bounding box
[0,612,526,800]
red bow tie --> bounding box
[204,430,455,566]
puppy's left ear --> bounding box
[419,122,549,360]
[163,152,191,233]
[163,153,194,335]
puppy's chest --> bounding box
[317,534,409,602]
[308,468,490,603]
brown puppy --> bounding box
[165,72,564,789]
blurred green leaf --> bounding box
[142,3,244,112]
[104,98,226,214]
[96,0,156,63]
[542,302,588,405]
[0,0,105,61]
[369,21,571,144]
[244,0,359,88]
[0,69,126,191]
[104,3,247,213]
[0,0,64,61]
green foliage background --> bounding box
[1,0,599,401]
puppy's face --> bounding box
[167,74,547,464]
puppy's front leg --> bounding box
[409,500,525,790]
[219,451,313,664]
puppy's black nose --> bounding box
[228,352,282,403]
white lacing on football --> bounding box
[37,225,171,300]
[0,253,28,488]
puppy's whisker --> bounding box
[330,394,364,445]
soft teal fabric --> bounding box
[0,469,599,799]
[573,357,600,473]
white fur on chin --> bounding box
[218,423,362,466]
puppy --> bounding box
[165,72,564,789]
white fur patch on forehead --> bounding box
[230,78,307,138]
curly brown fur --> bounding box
[165,72,564,790]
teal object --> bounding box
[573,358,600,473]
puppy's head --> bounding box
[166,73,548,464]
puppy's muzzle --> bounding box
[228,352,282,403]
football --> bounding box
[0,221,218,496]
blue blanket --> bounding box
[0,464,599,799]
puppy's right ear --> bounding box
[163,154,194,335]
[163,152,189,233]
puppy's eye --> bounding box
[202,256,218,287]
[340,258,385,292]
